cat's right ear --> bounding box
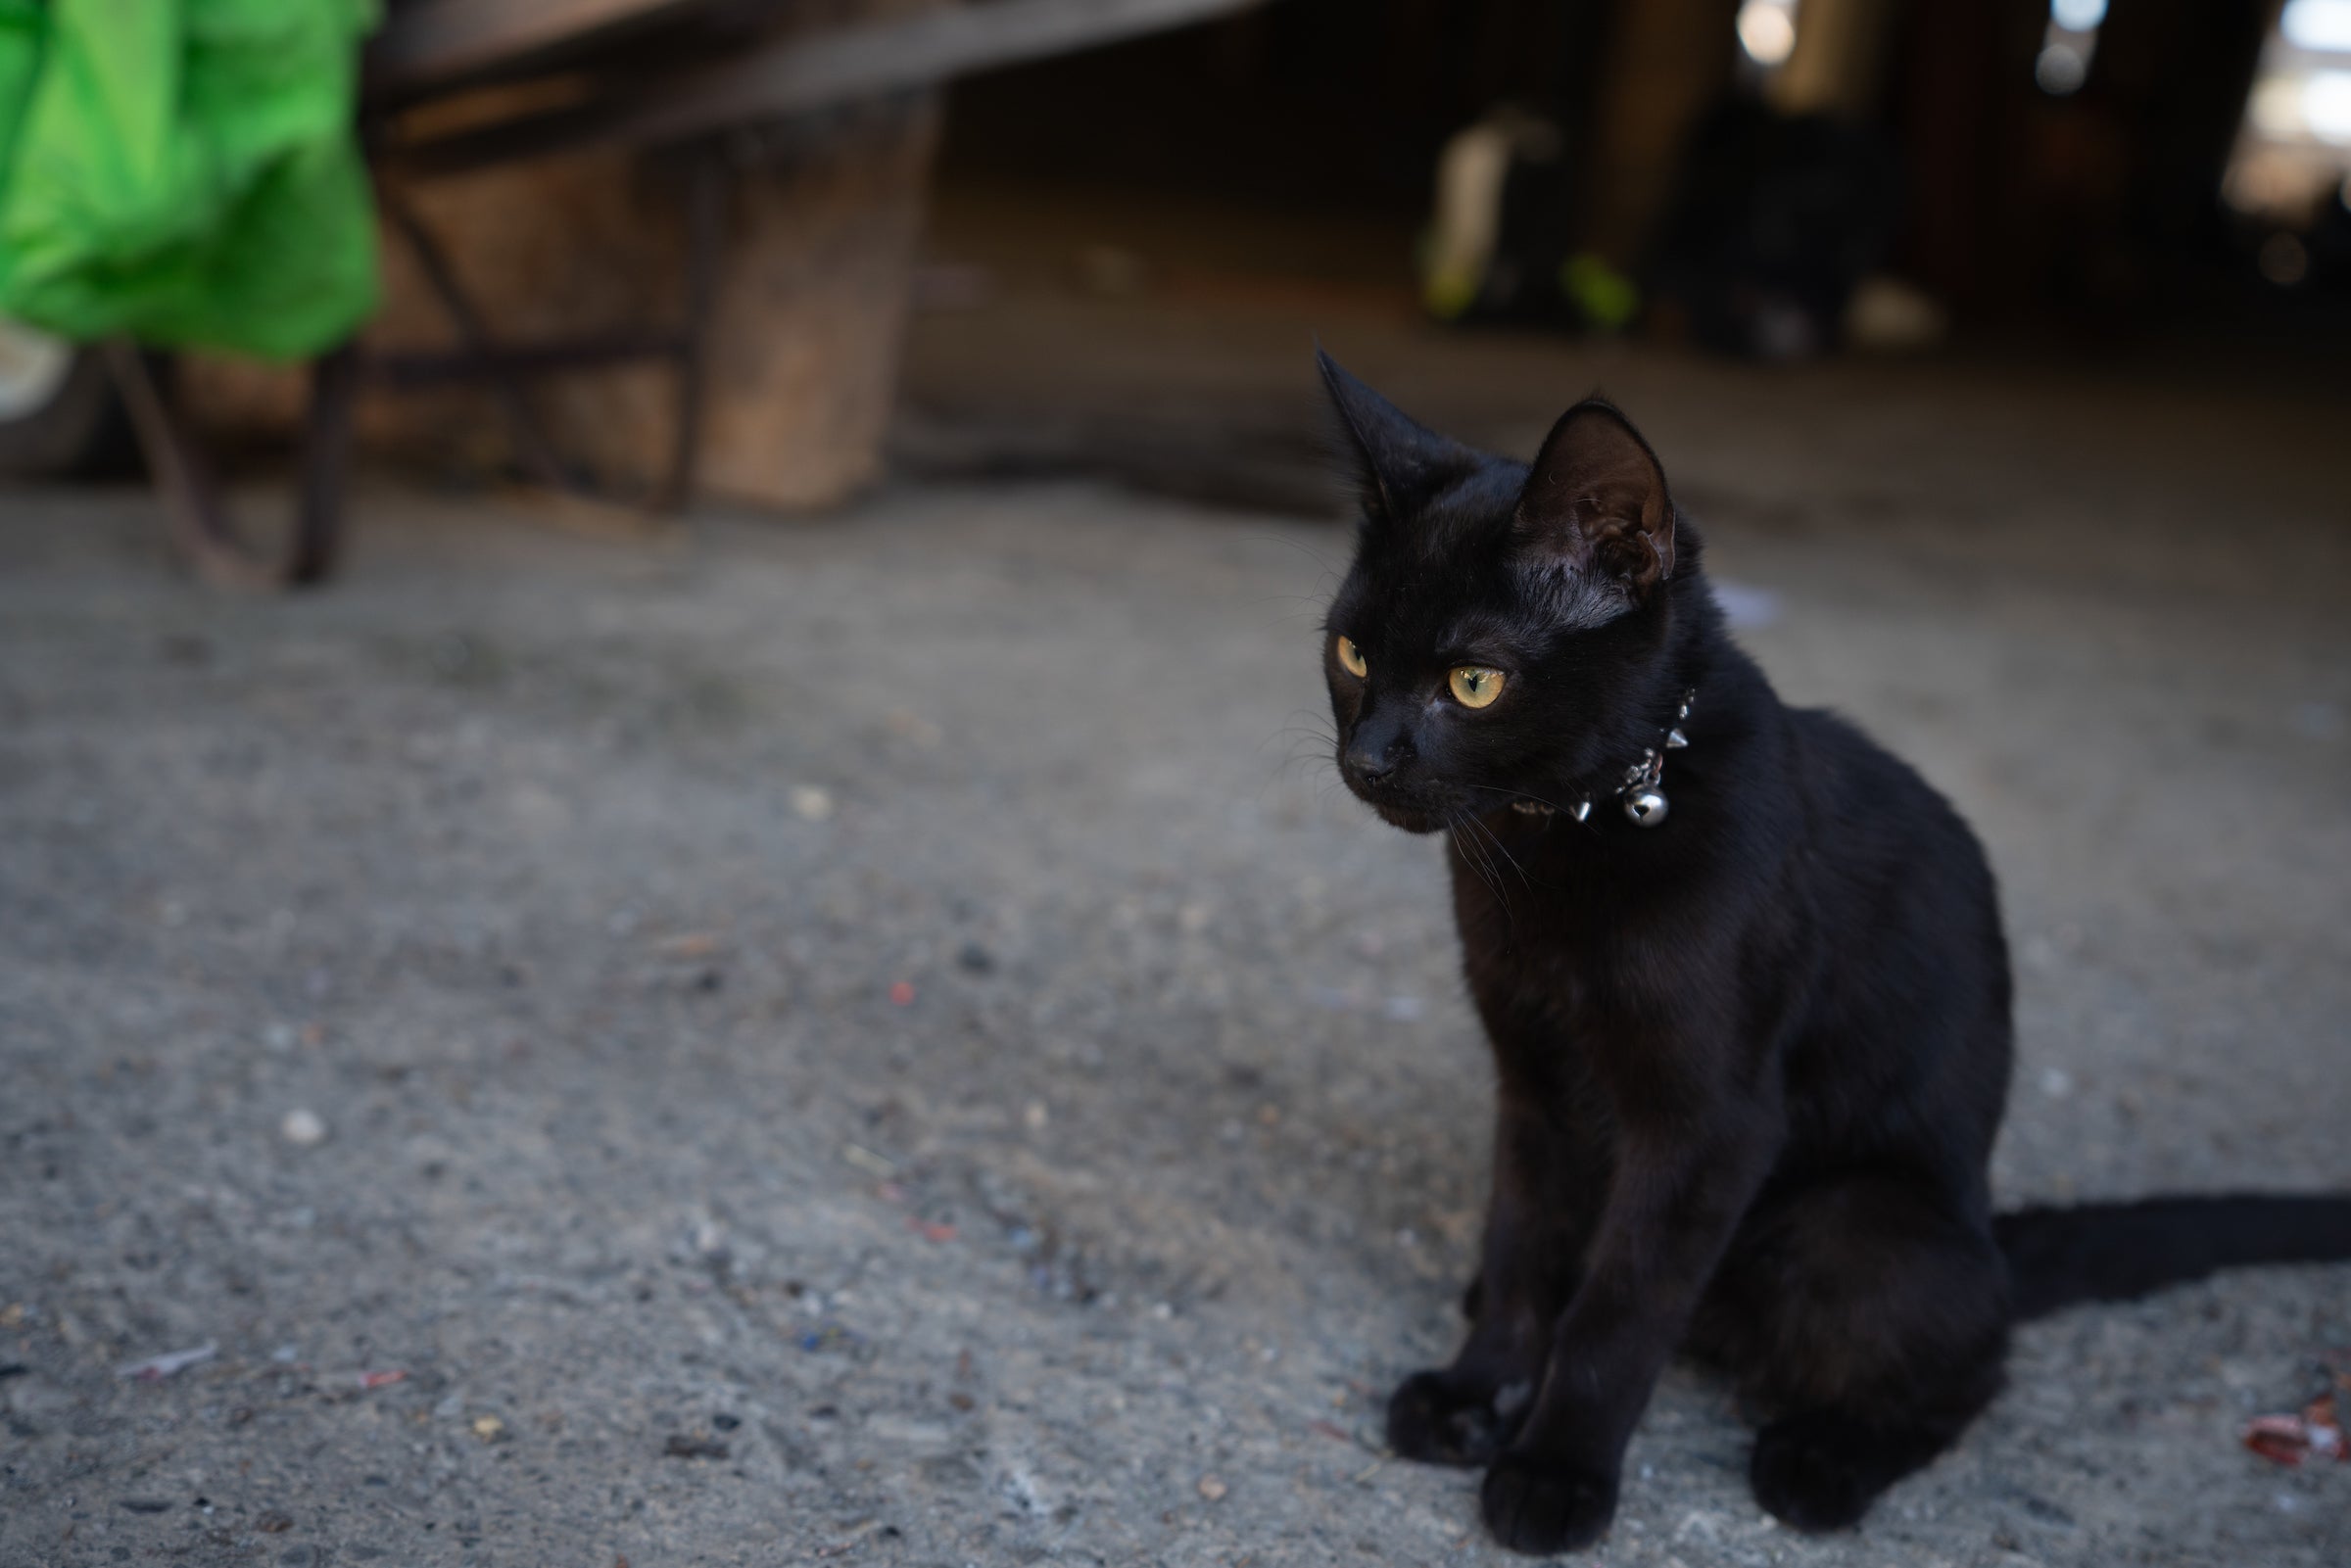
[1317,350,1474,526]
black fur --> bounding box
[1314,353,2351,1554]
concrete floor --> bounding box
[2,341,2348,1568]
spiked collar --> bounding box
[1511,688,1695,829]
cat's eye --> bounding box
[1449,666,1507,709]
[1335,635,1368,679]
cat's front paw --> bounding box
[1386,1368,1525,1467]
[1479,1453,1617,1555]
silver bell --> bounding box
[1622,787,1669,827]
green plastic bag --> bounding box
[0,0,379,361]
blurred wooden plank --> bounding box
[396,0,1268,171]
[368,0,714,96]
[622,0,1270,144]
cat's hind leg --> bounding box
[1694,1172,2010,1532]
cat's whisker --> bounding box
[1256,711,1342,794]
[1270,747,1337,772]
[1452,798,1577,889]
[1250,594,1342,624]
[1247,584,1340,607]
[1463,810,1534,891]
[1262,729,1335,763]
[1443,812,1488,893]
[1445,809,1515,924]
[1243,532,1346,585]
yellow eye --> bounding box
[1334,635,1368,678]
[1449,666,1506,708]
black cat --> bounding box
[1314,352,2351,1554]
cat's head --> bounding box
[1317,353,1703,833]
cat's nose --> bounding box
[1345,715,1411,786]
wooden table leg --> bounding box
[105,339,358,591]
[657,148,726,514]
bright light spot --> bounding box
[2224,149,2330,214]
[2037,42,2088,95]
[2306,70,2351,143]
[2050,0,2107,32]
[1738,0,1799,68]
[2252,76,2309,137]
[2283,0,2351,54]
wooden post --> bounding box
[1576,0,1745,271]
[1769,0,1903,122]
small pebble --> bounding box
[790,785,835,822]
[886,709,943,745]
[471,1415,504,1442]
[280,1110,328,1147]
[2290,700,2342,742]
[1197,1476,1227,1501]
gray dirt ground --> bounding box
[3,340,2349,1568]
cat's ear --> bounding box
[1514,398,1676,595]
[1317,350,1475,525]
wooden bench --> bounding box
[126,0,1267,587]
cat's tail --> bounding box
[1994,1195,2351,1320]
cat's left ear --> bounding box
[1514,398,1676,596]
